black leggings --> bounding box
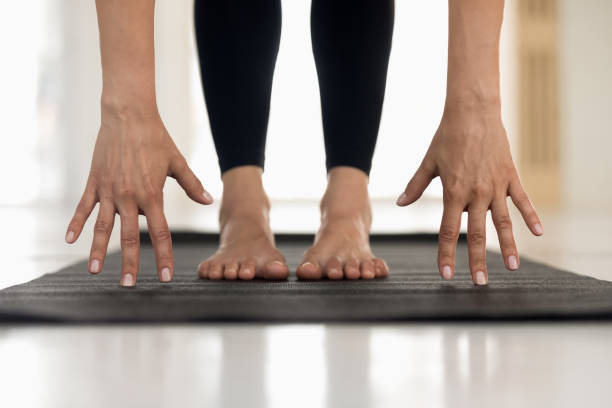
[194,0,394,176]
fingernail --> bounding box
[533,223,543,235]
[396,193,408,206]
[508,255,519,270]
[161,267,172,282]
[65,230,74,243]
[90,259,100,274]
[202,190,213,202]
[442,265,452,280]
[475,271,487,286]
[121,273,135,287]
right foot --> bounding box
[197,166,289,280]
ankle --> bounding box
[319,167,372,225]
[219,165,271,222]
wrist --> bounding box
[444,90,501,113]
[100,91,159,121]
[444,72,501,112]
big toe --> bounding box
[264,260,290,280]
[296,260,322,280]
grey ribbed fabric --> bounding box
[1,233,611,322]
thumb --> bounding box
[397,161,435,206]
[169,157,213,205]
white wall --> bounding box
[558,0,612,210]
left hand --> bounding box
[396,104,543,285]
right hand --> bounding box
[65,108,213,287]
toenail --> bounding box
[301,262,315,268]
[271,261,285,266]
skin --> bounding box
[65,0,212,287]
[197,165,389,281]
[397,0,543,285]
[68,0,540,287]
[295,166,389,280]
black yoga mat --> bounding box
[1,233,612,322]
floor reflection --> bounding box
[0,323,610,408]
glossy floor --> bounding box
[0,323,610,408]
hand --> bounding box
[396,104,543,285]
[65,108,213,287]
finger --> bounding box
[467,202,489,285]
[508,177,543,236]
[169,156,213,205]
[66,182,97,243]
[145,204,174,283]
[437,199,464,280]
[491,197,519,270]
[396,161,436,206]
[119,205,140,287]
[88,201,116,274]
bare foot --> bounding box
[197,166,289,280]
[296,166,390,280]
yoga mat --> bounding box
[1,233,612,322]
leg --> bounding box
[297,0,394,280]
[194,0,280,174]
[194,0,288,280]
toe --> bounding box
[239,258,256,280]
[296,259,322,280]
[360,259,376,280]
[344,259,360,280]
[224,261,239,280]
[197,261,211,279]
[374,258,389,278]
[209,262,224,280]
[324,256,343,280]
[264,260,290,280]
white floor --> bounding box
[1,203,611,408]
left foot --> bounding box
[296,166,390,280]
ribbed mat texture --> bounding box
[1,234,611,322]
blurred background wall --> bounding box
[558,0,612,210]
[0,0,610,232]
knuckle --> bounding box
[121,233,139,247]
[444,185,465,202]
[152,228,171,243]
[494,214,513,230]
[69,218,82,230]
[116,186,136,201]
[94,219,112,234]
[523,203,536,217]
[141,185,162,203]
[468,231,486,246]
[438,227,458,244]
[472,183,493,198]
[500,243,516,255]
